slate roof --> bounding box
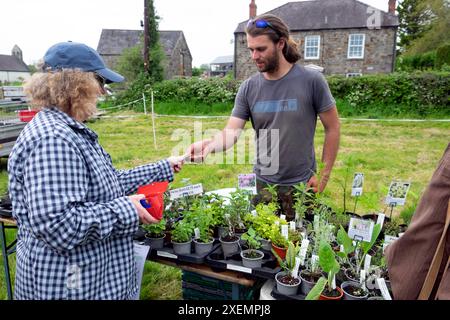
[235,0,399,33]
[210,55,234,64]
[97,29,190,57]
[0,55,29,72]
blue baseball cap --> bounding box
[43,41,124,83]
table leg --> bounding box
[0,222,13,300]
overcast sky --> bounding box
[0,0,391,67]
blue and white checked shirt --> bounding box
[8,107,174,299]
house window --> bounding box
[348,34,365,59]
[304,35,320,59]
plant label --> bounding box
[292,257,301,279]
[280,214,286,221]
[385,181,411,206]
[383,235,399,252]
[170,183,204,200]
[311,254,319,272]
[331,274,336,290]
[351,173,364,196]
[157,251,177,259]
[281,225,289,240]
[376,213,386,228]
[299,239,309,265]
[340,245,344,252]
[194,228,200,239]
[289,221,296,231]
[364,254,372,272]
[376,278,392,300]
[314,215,320,233]
[360,270,367,291]
[275,220,280,226]
[227,264,252,274]
[238,173,257,195]
[348,217,374,242]
[251,210,257,217]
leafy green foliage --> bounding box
[305,277,327,300]
[171,220,193,243]
[142,219,166,237]
[240,227,263,250]
[272,241,300,273]
[115,43,145,83]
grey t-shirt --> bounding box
[232,64,336,185]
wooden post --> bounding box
[143,0,150,73]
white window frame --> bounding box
[347,34,365,59]
[304,35,321,60]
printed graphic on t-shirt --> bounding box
[253,99,298,113]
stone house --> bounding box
[209,55,234,77]
[234,0,399,80]
[0,45,30,83]
[97,29,192,79]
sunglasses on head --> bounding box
[95,74,106,88]
[247,19,282,38]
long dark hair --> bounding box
[245,14,300,63]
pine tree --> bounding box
[397,0,430,53]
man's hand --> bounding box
[306,174,330,193]
[128,194,160,225]
[167,156,185,173]
[186,139,213,163]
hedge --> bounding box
[115,71,449,117]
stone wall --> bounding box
[235,27,397,80]
[164,36,192,79]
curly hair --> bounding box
[24,69,102,122]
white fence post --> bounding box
[150,90,157,149]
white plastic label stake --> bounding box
[340,245,344,252]
[289,221,296,231]
[280,214,286,221]
[281,225,289,240]
[251,210,257,217]
[314,215,320,233]
[360,270,367,291]
[364,254,372,272]
[299,239,310,266]
[194,228,200,239]
[311,254,319,272]
[292,257,301,279]
[376,213,386,228]
[376,278,392,300]
[331,274,336,290]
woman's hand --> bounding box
[167,156,185,173]
[128,194,160,224]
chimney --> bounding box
[388,0,396,14]
[249,0,257,19]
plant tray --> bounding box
[146,239,220,265]
[271,286,307,300]
[205,245,281,279]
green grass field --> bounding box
[1,111,449,300]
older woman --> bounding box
[8,42,183,299]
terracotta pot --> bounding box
[319,286,344,300]
[271,243,287,261]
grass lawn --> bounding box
[0,111,449,300]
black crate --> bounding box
[181,271,256,300]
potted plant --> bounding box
[191,209,215,256]
[305,241,343,300]
[249,202,280,250]
[273,241,301,296]
[240,227,265,268]
[219,213,241,258]
[171,220,194,255]
[227,189,252,234]
[143,219,167,249]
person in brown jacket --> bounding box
[385,143,450,300]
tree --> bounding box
[400,0,450,55]
[115,43,144,83]
[144,0,164,82]
[397,0,430,52]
